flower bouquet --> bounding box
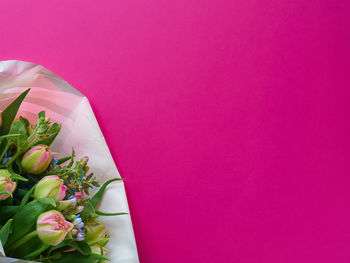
[0,61,138,263]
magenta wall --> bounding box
[1,1,350,262]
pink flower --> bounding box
[37,210,74,246]
[74,191,87,200]
[34,175,67,201]
[74,192,83,199]
[21,144,52,174]
[0,169,16,201]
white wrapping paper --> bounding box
[0,60,139,263]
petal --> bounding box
[37,229,65,246]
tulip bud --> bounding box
[90,244,109,257]
[37,210,74,246]
[0,169,16,201]
[57,199,75,211]
[21,144,52,174]
[85,224,108,246]
[34,175,67,201]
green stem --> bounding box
[0,134,20,144]
[5,151,20,167]
[33,255,54,262]
[27,133,37,148]
[0,142,10,161]
[6,230,37,252]
[95,210,128,216]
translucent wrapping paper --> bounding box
[0,60,139,263]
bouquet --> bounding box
[0,89,127,262]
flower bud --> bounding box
[34,175,67,201]
[77,206,85,213]
[73,214,84,229]
[37,210,73,246]
[74,191,85,200]
[85,224,107,246]
[76,230,85,241]
[68,196,78,205]
[67,214,77,221]
[90,244,109,257]
[21,144,52,174]
[57,199,75,211]
[0,169,16,201]
[81,156,89,165]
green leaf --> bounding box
[81,178,124,221]
[0,206,18,221]
[14,188,28,197]
[27,112,61,147]
[12,235,49,259]
[68,148,75,168]
[38,111,45,119]
[90,253,111,261]
[87,237,109,247]
[95,210,128,216]
[0,133,21,141]
[47,239,72,255]
[5,121,29,166]
[23,241,49,258]
[5,198,56,247]
[0,140,9,161]
[69,241,91,255]
[86,173,94,181]
[90,178,124,208]
[0,88,30,135]
[0,194,13,205]
[57,155,72,165]
[9,170,28,181]
[49,251,97,263]
[80,201,98,221]
[19,116,31,136]
[14,157,23,174]
[0,190,12,196]
[19,184,37,209]
[0,219,13,245]
[34,123,61,146]
[9,121,28,149]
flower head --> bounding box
[73,214,84,229]
[85,224,108,246]
[34,175,67,201]
[57,199,75,211]
[76,230,85,241]
[37,210,73,246]
[74,191,85,200]
[21,144,52,174]
[68,196,78,206]
[0,169,16,201]
[90,244,109,257]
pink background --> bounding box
[1,1,350,262]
